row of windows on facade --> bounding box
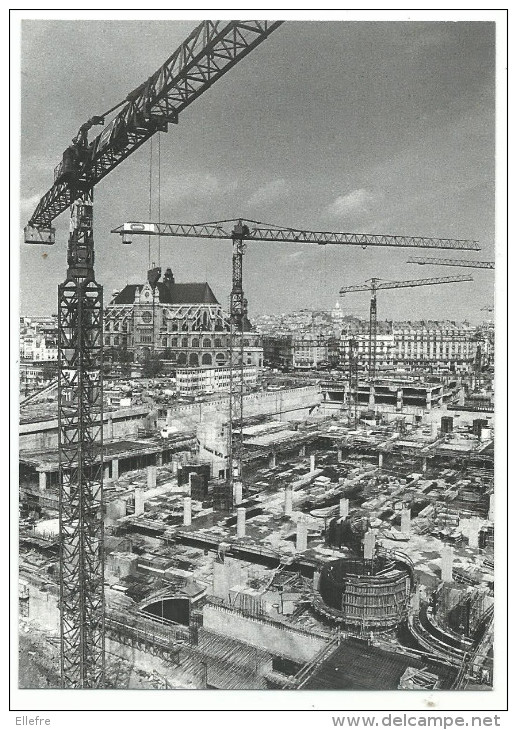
[105,314,226,332]
[341,343,473,354]
[104,335,257,348]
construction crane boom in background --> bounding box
[407,257,494,269]
[113,221,480,501]
[339,275,473,383]
[23,20,283,689]
[113,219,481,250]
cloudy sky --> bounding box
[19,19,495,322]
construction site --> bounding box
[18,19,495,693]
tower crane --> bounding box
[112,219,479,502]
[23,20,283,689]
[339,275,473,382]
[407,256,494,269]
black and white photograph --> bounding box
[11,7,508,721]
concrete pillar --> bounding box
[156,451,163,466]
[183,497,192,526]
[112,457,119,481]
[422,457,427,474]
[104,464,110,482]
[378,452,383,469]
[430,422,438,439]
[312,570,320,591]
[296,519,308,552]
[234,480,243,506]
[236,507,246,538]
[369,384,375,408]
[396,389,403,412]
[441,545,454,583]
[212,560,227,598]
[170,460,178,476]
[468,517,481,549]
[134,487,144,517]
[488,493,494,521]
[269,452,276,469]
[38,471,47,492]
[363,530,376,560]
[426,391,432,412]
[339,498,349,519]
[337,447,343,463]
[400,508,411,536]
[411,589,421,613]
[147,464,157,490]
[107,415,114,440]
[284,486,293,516]
[310,454,316,472]
[299,445,306,457]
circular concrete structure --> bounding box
[315,555,413,631]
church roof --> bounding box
[111,281,219,305]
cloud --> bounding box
[246,179,289,209]
[20,194,43,213]
[326,188,375,218]
[162,172,222,203]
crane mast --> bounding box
[339,275,474,382]
[24,20,283,688]
[348,337,359,425]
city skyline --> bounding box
[20,20,494,322]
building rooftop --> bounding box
[112,281,219,306]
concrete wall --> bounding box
[202,604,327,663]
[25,584,60,634]
[423,406,494,431]
[20,408,149,452]
[167,386,321,429]
[20,387,321,453]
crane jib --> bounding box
[111,220,481,251]
[25,20,283,234]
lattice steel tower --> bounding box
[227,223,249,509]
[58,189,105,687]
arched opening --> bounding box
[189,353,199,367]
[203,338,211,348]
[142,597,190,625]
[216,353,226,364]
[177,352,187,366]
[201,353,212,366]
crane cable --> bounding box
[158,133,161,268]
[148,136,153,270]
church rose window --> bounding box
[142,311,152,323]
